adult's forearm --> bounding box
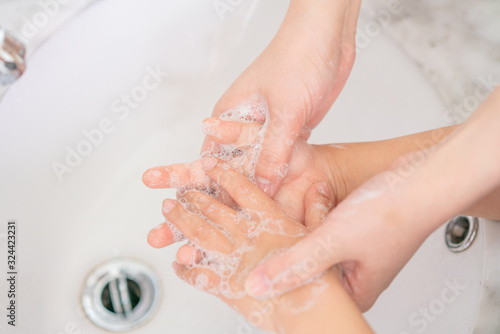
[462,185,500,220]
[280,0,361,65]
[395,86,500,232]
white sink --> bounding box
[0,0,499,333]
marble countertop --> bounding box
[1,0,499,114]
[363,0,500,122]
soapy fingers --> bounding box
[202,117,262,146]
[162,198,233,254]
[200,157,276,212]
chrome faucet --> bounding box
[0,27,26,86]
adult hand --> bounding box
[202,0,361,197]
[243,169,428,312]
[244,87,500,311]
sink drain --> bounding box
[82,258,161,332]
[445,216,479,253]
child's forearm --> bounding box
[273,272,373,334]
[320,119,500,220]
[318,125,458,199]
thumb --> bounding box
[304,182,335,229]
[244,222,346,299]
[255,112,302,197]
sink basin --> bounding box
[1,0,499,333]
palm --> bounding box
[205,129,335,224]
[272,141,333,223]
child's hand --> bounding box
[143,111,458,312]
[144,119,347,245]
[142,118,389,249]
[160,157,371,333]
[205,117,347,222]
[198,120,464,311]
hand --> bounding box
[200,117,347,223]
[242,84,500,312]
[143,122,397,313]
[202,0,361,197]
[243,166,433,312]
[143,119,349,251]
[161,157,372,333]
[142,118,418,249]
[144,118,461,312]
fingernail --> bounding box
[202,157,217,170]
[256,177,275,196]
[316,182,330,198]
[162,199,178,213]
[245,271,273,298]
[201,120,211,135]
[202,118,221,138]
[151,222,166,231]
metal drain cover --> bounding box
[82,258,162,332]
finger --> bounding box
[181,190,242,237]
[254,112,302,197]
[181,188,299,240]
[304,182,334,229]
[202,117,262,146]
[201,94,267,154]
[143,160,209,189]
[201,118,262,181]
[176,185,238,214]
[176,243,202,266]
[244,223,345,299]
[201,157,276,211]
[147,221,184,248]
[200,137,220,156]
[172,261,221,294]
[162,198,233,253]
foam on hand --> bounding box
[171,95,316,307]
[208,94,270,184]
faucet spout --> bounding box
[0,27,26,86]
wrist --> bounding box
[289,0,356,19]
[271,271,371,334]
[313,143,386,203]
[271,272,339,333]
[312,144,350,205]
[279,0,360,59]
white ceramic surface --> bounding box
[0,0,498,333]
